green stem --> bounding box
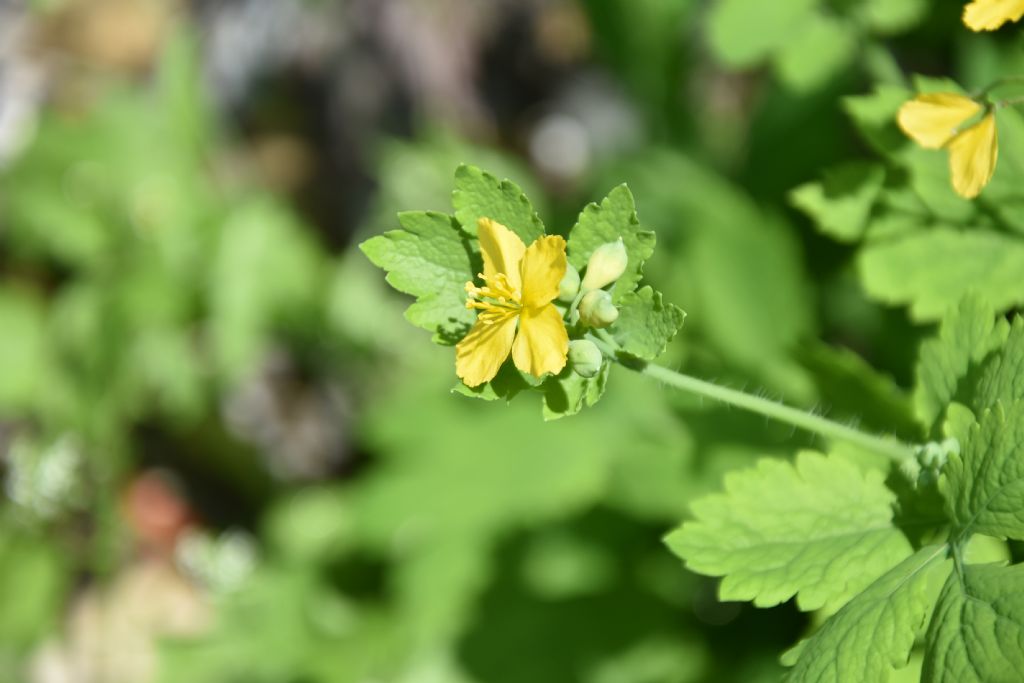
[974,75,1024,98]
[633,362,916,463]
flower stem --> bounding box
[632,361,916,463]
[975,75,1024,98]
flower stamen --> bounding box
[464,272,522,324]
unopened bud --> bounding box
[568,339,603,378]
[558,264,581,302]
[581,238,628,291]
[579,289,618,328]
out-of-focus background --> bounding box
[0,0,1013,681]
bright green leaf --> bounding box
[858,228,1024,321]
[666,450,912,612]
[914,296,1008,433]
[773,12,857,93]
[974,317,1024,410]
[451,164,545,244]
[360,211,476,345]
[706,0,817,69]
[541,363,611,421]
[924,563,1024,682]
[859,0,928,34]
[790,162,885,243]
[943,401,1024,541]
[610,287,685,361]
[567,185,656,302]
[783,545,951,682]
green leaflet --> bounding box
[783,545,951,682]
[914,296,1008,434]
[858,0,927,33]
[974,318,1024,410]
[567,185,656,302]
[451,164,546,244]
[541,362,611,421]
[772,12,857,93]
[451,363,538,404]
[360,211,476,345]
[790,162,886,243]
[665,450,911,613]
[858,229,1024,322]
[610,287,685,362]
[923,563,1024,683]
[706,0,817,69]
[943,401,1024,541]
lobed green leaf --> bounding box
[943,401,1024,541]
[541,363,611,421]
[666,450,912,613]
[924,563,1024,682]
[360,211,476,345]
[858,229,1024,322]
[610,287,685,362]
[451,164,546,244]
[914,296,1008,434]
[567,185,656,302]
[974,318,1024,411]
[790,162,885,243]
[783,545,950,682]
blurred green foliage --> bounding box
[1,1,1023,681]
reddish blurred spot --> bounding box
[122,469,196,556]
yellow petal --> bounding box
[947,113,998,199]
[478,218,526,292]
[511,304,568,378]
[455,313,518,387]
[963,0,1024,30]
[897,93,982,149]
[519,235,567,309]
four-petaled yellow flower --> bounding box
[963,0,1024,31]
[897,92,998,199]
[456,218,569,387]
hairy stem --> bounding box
[633,361,916,463]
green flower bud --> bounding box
[581,238,628,291]
[578,289,618,328]
[558,264,581,302]
[568,339,603,378]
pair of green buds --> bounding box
[558,238,629,378]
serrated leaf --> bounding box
[914,296,1008,434]
[773,12,857,93]
[541,363,611,421]
[843,86,913,157]
[784,545,951,682]
[790,162,885,243]
[666,451,912,613]
[974,318,1024,410]
[451,165,545,244]
[858,228,1024,321]
[451,363,538,403]
[360,211,476,345]
[943,401,1024,541]
[706,0,817,69]
[923,563,1024,683]
[567,185,656,301]
[610,287,685,362]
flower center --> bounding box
[465,272,522,324]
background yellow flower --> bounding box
[963,0,1024,31]
[897,93,998,198]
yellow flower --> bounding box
[897,93,998,199]
[456,218,569,387]
[963,0,1024,31]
